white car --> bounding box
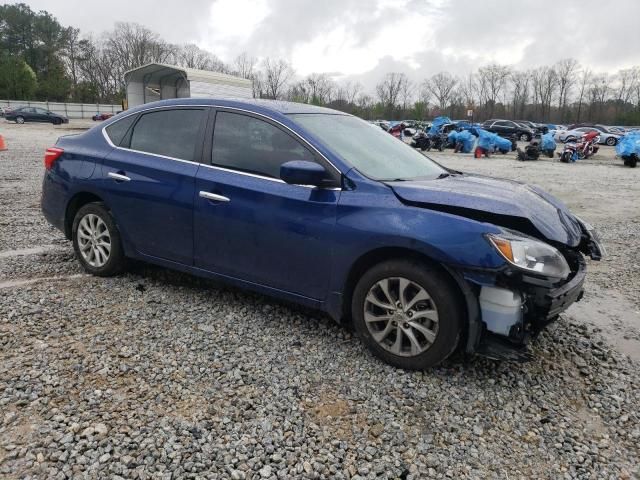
[555,127,620,146]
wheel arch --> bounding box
[338,246,481,353]
[64,192,105,239]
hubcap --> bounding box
[77,214,111,267]
[363,277,439,357]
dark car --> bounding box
[482,119,535,141]
[6,106,69,125]
[41,98,604,369]
[515,120,548,135]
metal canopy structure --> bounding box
[124,63,253,108]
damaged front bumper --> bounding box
[466,254,587,362]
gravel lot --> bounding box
[1,121,639,479]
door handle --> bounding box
[108,172,131,182]
[199,191,230,203]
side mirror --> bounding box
[280,160,329,187]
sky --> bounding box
[14,0,640,91]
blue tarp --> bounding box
[456,130,477,153]
[477,129,498,150]
[616,132,640,157]
[494,135,512,152]
[448,130,459,144]
[541,132,557,151]
[428,116,452,135]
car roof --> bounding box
[123,98,347,117]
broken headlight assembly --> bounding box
[487,232,570,281]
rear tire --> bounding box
[53,118,61,125]
[605,137,616,146]
[352,259,463,370]
[519,133,531,142]
[72,202,125,277]
[560,152,572,163]
[629,155,638,168]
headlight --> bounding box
[487,232,570,280]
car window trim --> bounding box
[207,107,342,187]
[101,104,341,190]
[120,107,208,163]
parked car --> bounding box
[5,106,69,125]
[92,113,114,121]
[0,106,11,117]
[555,127,620,146]
[482,119,535,141]
[41,98,604,369]
[515,120,549,135]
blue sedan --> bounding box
[41,99,604,369]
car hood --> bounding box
[388,174,583,247]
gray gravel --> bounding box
[1,121,639,479]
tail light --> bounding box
[44,147,64,170]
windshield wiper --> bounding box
[436,172,452,179]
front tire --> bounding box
[605,137,616,146]
[72,202,125,276]
[519,133,531,142]
[15,116,25,124]
[352,259,463,370]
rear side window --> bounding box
[105,114,137,146]
[212,111,316,178]
[128,109,206,161]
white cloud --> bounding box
[201,0,270,58]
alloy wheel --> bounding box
[77,213,111,267]
[363,277,439,357]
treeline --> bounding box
[2,3,640,125]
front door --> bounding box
[194,110,340,300]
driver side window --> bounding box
[212,111,316,179]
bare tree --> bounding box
[575,68,591,123]
[426,72,457,111]
[375,72,408,117]
[261,57,292,99]
[613,67,639,116]
[477,64,510,117]
[233,52,257,79]
[400,78,414,111]
[509,70,530,119]
[555,58,579,121]
[174,44,227,72]
[106,22,174,75]
[62,27,81,90]
[303,73,334,104]
[375,73,405,106]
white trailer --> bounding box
[124,63,253,108]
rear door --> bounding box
[100,107,207,264]
[193,109,340,300]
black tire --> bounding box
[438,143,444,152]
[72,202,125,277]
[560,151,572,163]
[15,116,25,124]
[629,155,638,168]
[519,133,531,142]
[351,259,463,370]
[605,137,616,146]
[52,118,61,125]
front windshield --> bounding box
[289,114,446,181]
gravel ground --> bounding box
[0,121,639,479]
